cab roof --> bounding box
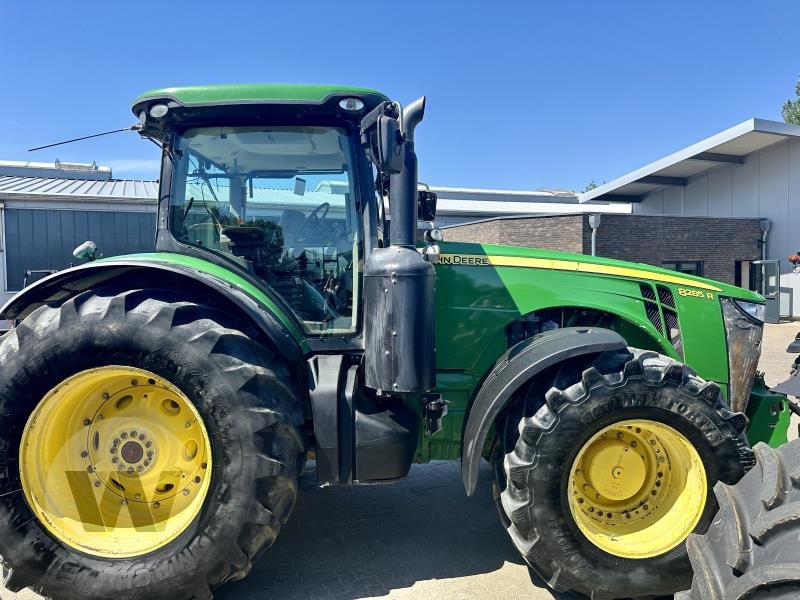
[132,83,388,114]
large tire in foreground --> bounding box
[0,288,305,599]
[677,439,800,600]
[492,348,754,599]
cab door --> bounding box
[752,259,780,323]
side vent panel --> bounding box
[640,284,664,334]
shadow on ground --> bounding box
[217,460,571,600]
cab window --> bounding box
[170,126,361,335]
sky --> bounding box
[1,1,799,192]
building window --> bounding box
[662,261,704,277]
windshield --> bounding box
[169,125,361,335]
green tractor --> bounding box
[0,85,789,600]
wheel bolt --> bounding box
[86,465,94,473]
[137,466,143,472]
[110,447,117,454]
[130,431,137,437]
[102,393,109,400]
[147,451,154,459]
[134,493,141,501]
[152,501,160,509]
[143,460,150,467]
[649,439,657,446]
[131,379,138,386]
[121,432,128,439]
[145,441,152,448]
[112,457,118,464]
[182,489,190,496]
[194,476,201,484]
[185,421,192,429]
[630,441,638,448]
[118,465,125,471]
[139,434,146,441]
[94,480,101,488]
[83,418,91,426]
[113,438,120,446]
[127,467,134,474]
[80,450,89,458]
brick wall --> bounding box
[442,215,585,253]
[592,214,763,284]
[443,214,763,284]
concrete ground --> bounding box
[2,323,797,600]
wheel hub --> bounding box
[567,419,707,559]
[19,366,212,558]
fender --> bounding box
[460,327,627,495]
[0,259,304,361]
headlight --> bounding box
[722,297,764,413]
[732,299,766,324]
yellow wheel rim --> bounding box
[567,419,707,559]
[20,366,212,558]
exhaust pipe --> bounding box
[389,97,425,248]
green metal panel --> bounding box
[133,84,387,109]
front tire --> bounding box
[0,289,305,599]
[492,349,754,599]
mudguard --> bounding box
[460,327,627,495]
[0,259,304,361]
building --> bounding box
[579,118,800,317]
[443,213,764,284]
[0,161,157,307]
[0,160,627,308]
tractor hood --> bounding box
[436,241,764,303]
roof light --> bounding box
[149,104,169,119]
[338,98,364,112]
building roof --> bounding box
[579,118,800,203]
[0,175,158,201]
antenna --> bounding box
[28,125,141,152]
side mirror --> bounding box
[376,115,404,174]
[73,240,98,261]
[417,190,437,222]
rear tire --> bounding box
[677,439,800,600]
[492,348,754,599]
[0,288,305,599]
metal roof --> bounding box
[0,159,112,181]
[579,118,800,203]
[0,175,158,201]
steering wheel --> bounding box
[296,202,330,242]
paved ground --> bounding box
[2,323,797,600]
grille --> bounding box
[657,286,676,309]
[640,284,664,334]
[644,301,664,334]
[640,284,683,357]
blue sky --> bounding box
[1,1,799,191]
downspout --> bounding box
[588,214,602,257]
